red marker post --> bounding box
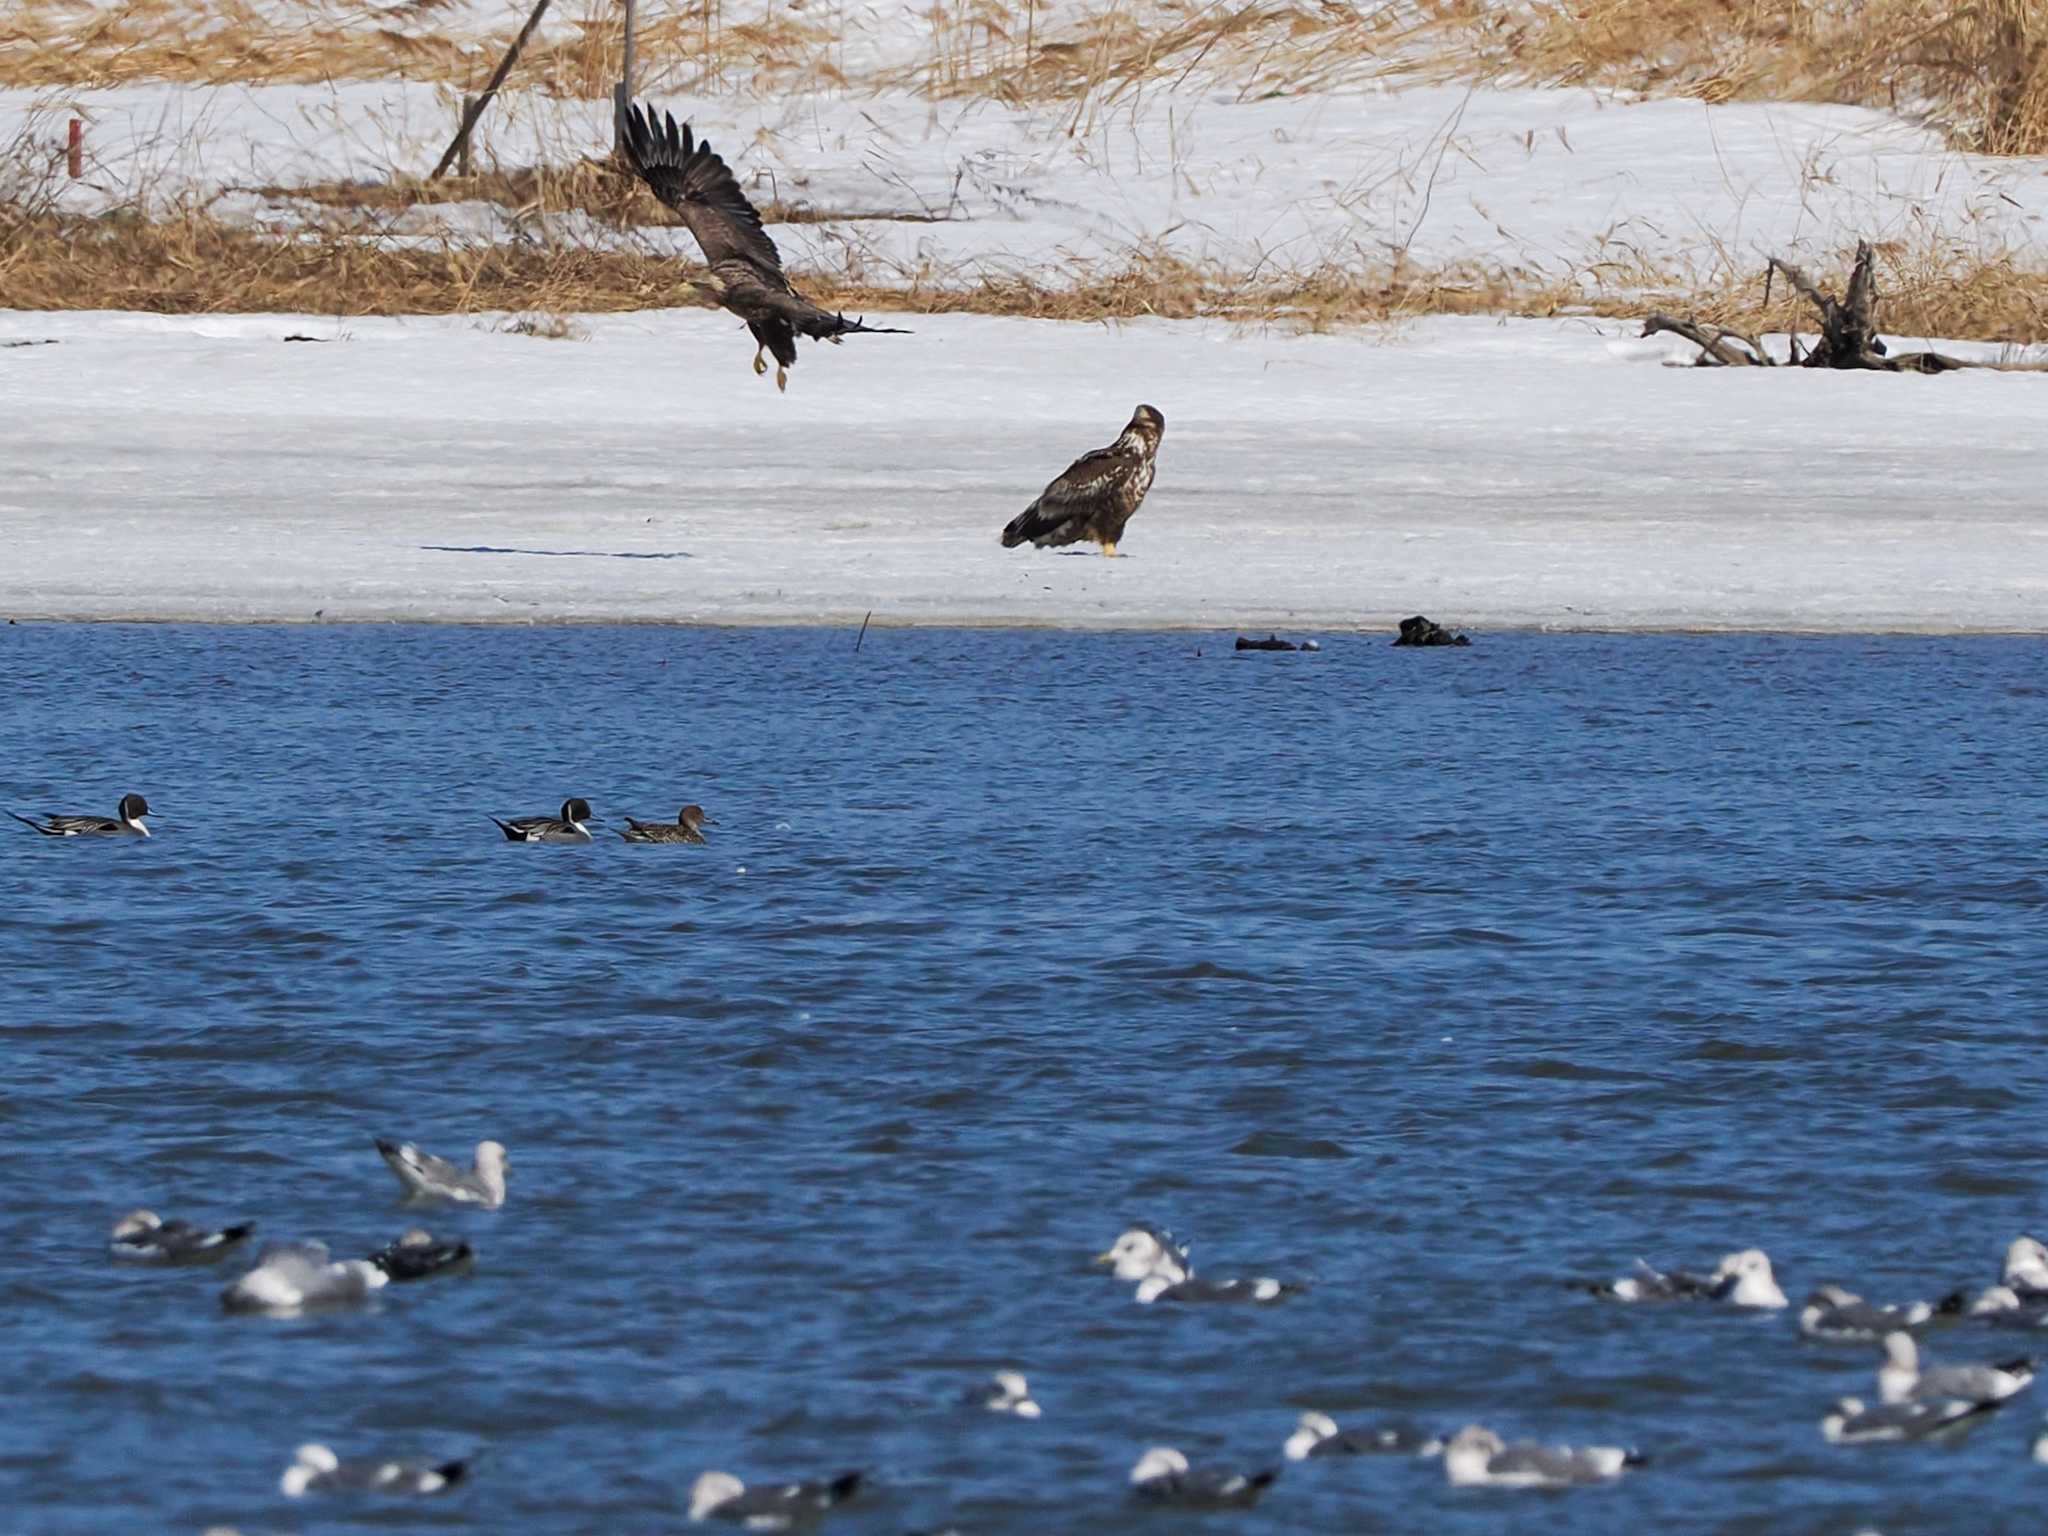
[67,118,82,178]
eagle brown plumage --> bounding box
[1001,405,1165,558]
[618,102,909,391]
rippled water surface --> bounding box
[4,624,2047,1534]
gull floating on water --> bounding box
[1095,1226,1190,1284]
[221,1241,388,1314]
[1283,1411,1444,1460]
[1135,1272,1301,1305]
[108,1209,254,1265]
[1127,1447,1277,1508]
[1965,1286,2048,1328]
[1277,1417,1441,1458]
[1442,1425,1640,1488]
[280,1443,466,1497]
[687,1469,862,1527]
[367,1228,474,1283]
[490,797,595,843]
[1877,1330,2036,1406]
[1597,1249,1787,1309]
[1822,1395,1997,1444]
[2005,1236,2048,1297]
[1800,1285,1959,1340]
[8,792,153,837]
[621,804,715,844]
[375,1136,508,1208]
[961,1371,1040,1418]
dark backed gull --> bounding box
[1284,1411,1444,1460]
[108,1209,255,1265]
[281,1443,466,1496]
[1127,1447,1276,1508]
[688,1468,862,1527]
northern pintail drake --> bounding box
[108,1208,255,1265]
[220,1240,389,1314]
[1095,1225,1191,1284]
[1597,1248,1787,1309]
[1877,1330,2036,1405]
[1822,1394,1997,1444]
[374,1136,508,1208]
[961,1371,1040,1418]
[490,797,594,843]
[1442,1425,1641,1488]
[1128,1447,1276,1508]
[367,1228,474,1282]
[281,1443,467,1497]
[688,1469,862,1527]
[1800,1285,1961,1340]
[621,804,715,844]
[9,792,152,837]
[1284,1411,1444,1460]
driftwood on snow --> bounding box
[1641,242,2048,373]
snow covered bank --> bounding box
[4,309,2044,631]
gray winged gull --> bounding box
[367,1228,474,1283]
[688,1469,862,1526]
[1877,1331,2036,1405]
[374,1136,508,1208]
[1442,1426,1640,1488]
[1127,1447,1277,1508]
[108,1209,255,1265]
[1821,1395,1997,1444]
[281,1443,466,1496]
[221,1241,388,1314]
[1284,1411,1444,1460]
[1800,1285,1959,1340]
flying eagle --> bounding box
[619,102,908,392]
[1001,405,1164,558]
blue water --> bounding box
[3,624,2045,1534]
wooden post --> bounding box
[457,97,474,177]
[66,119,82,178]
[612,0,638,152]
[431,0,554,180]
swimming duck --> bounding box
[9,793,152,837]
[367,1227,474,1282]
[1442,1425,1641,1488]
[960,1371,1040,1418]
[108,1209,255,1265]
[374,1136,508,1208]
[490,797,594,843]
[1284,1411,1444,1460]
[1127,1447,1277,1508]
[688,1468,862,1526]
[280,1443,467,1497]
[220,1240,389,1314]
[621,804,714,844]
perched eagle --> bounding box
[1001,405,1164,558]
[619,101,908,391]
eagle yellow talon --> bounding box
[752,347,767,376]
[1101,541,1119,558]
[775,366,788,393]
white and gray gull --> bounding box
[1821,1395,1997,1444]
[374,1136,508,1208]
[9,792,153,837]
[108,1209,255,1265]
[1596,1248,1787,1309]
[490,797,595,843]
[1800,1285,1959,1341]
[1284,1411,1444,1460]
[281,1443,466,1497]
[1127,1447,1277,1508]
[1095,1225,1190,1284]
[1442,1426,1641,1488]
[687,1468,862,1527]
[1877,1331,2036,1406]
[221,1240,389,1314]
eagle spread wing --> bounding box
[619,102,785,282]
